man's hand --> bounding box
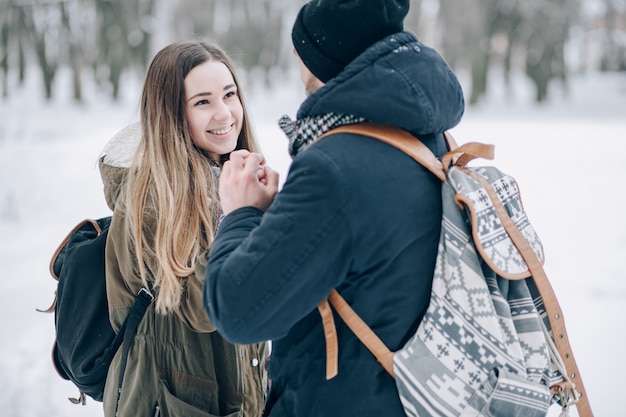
[219,150,280,215]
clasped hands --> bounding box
[219,150,280,216]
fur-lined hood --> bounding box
[98,122,141,211]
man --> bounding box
[204,0,465,415]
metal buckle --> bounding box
[556,383,579,409]
[138,286,155,302]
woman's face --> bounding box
[184,60,243,161]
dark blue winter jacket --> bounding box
[204,32,465,417]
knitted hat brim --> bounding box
[291,5,346,83]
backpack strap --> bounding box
[317,298,339,379]
[318,122,493,179]
[315,122,594,417]
[114,285,154,414]
[330,289,395,376]
[317,122,447,181]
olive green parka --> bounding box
[99,123,268,417]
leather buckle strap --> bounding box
[317,299,338,379]
[318,290,395,380]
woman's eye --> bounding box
[225,91,237,99]
[195,99,209,106]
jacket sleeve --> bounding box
[204,146,354,344]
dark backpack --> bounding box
[39,217,153,405]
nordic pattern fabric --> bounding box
[393,166,561,417]
[451,168,545,279]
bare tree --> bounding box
[19,3,61,100]
[600,0,626,71]
[524,0,579,102]
[59,0,83,101]
[438,0,500,105]
[170,0,300,89]
[1,2,9,98]
[218,0,284,87]
[92,0,155,100]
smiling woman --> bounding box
[96,40,269,417]
[184,60,244,161]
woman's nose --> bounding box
[213,101,230,121]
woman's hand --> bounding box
[219,150,279,215]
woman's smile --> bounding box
[209,124,235,136]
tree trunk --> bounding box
[60,2,83,102]
[1,18,8,98]
[20,6,57,100]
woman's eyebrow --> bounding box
[187,91,211,102]
[187,84,236,102]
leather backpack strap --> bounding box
[317,291,394,380]
[329,290,395,376]
[443,131,459,150]
[318,122,491,176]
[317,299,339,379]
[318,122,447,181]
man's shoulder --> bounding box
[307,130,393,157]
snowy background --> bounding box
[1,65,625,417]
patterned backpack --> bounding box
[316,123,593,417]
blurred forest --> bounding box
[1,0,625,105]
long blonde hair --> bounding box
[125,40,259,314]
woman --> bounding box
[98,40,269,417]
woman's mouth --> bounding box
[209,125,233,135]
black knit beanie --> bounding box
[292,0,410,83]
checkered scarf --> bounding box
[278,113,365,158]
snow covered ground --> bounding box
[1,67,625,417]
